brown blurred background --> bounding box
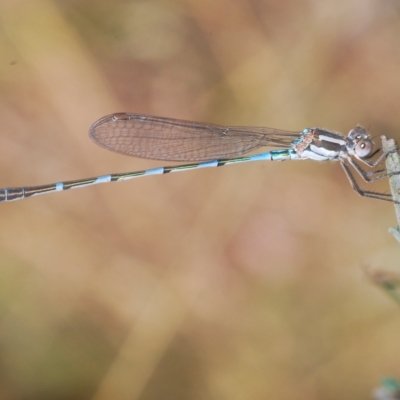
[0,0,400,399]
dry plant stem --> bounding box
[382,135,400,243]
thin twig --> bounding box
[382,136,400,242]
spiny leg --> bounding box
[359,145,398,167]
[340,161,396,203]
[346,157,392,183]
[347,149,400,182]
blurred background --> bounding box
[0,0,400,399]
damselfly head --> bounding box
[347,126,374,158]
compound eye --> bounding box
[355,139,373,158]
[348,126,366,140]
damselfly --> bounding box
[0,113,395,203]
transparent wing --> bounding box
[89,113,300,162]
